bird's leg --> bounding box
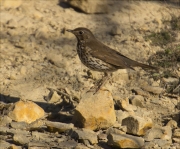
[93,72,112,94]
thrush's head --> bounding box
[66,27,95,41]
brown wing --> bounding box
[87,39,156,70]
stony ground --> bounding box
[0,0,180,149]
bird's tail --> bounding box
[135,62,158,70]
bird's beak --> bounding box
[66,29,73,33]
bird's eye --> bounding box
[79,31,84,35]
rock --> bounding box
[122,115,153,136]
[69,128,98,145]
[116,98,137,112]
[7,19,18,28]
[29,120,45,131]
[97,133,108,141]
[20,66,27,75]
[10,121,28,129]
[35,26,49,39]
[106,127,126,135]
[129,95,144,108]
[47,91,61,103]
[32,132,50,142]
[28,141,49,148]
[142,86,164,94]
[32,10,43,20]
[144,139,172,148]
[144,126,172,141]
[112,69,129,82]
[0,115,12,126]
[115,110,130,124]
[173,128,180,137]
[0,126,30,136]
[67,0,109,13]
[8,100,45,124]
[72,90,116,130]
[177,102,180,110]
[153,139,172,148]
[107,133,144,148]
[132,88,149,97]
[162,77,179,83]
[0,140,11,149]
[166,119,177,129]
[0,0,22,9]
[59,140,78,149]
[46,121,74,133]
[110,26,122,36]
[172,138,180,143]
[75,143,90,149]
[10,73,17,80]
[8,144,22,149]
[13,134,29,145]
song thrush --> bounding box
[67,27,156,93]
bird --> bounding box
[66,27,157,93]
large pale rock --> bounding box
[67,0,109,13]
[107,133,144,148]
[122,115,153,136]
[144,126,172,141]
[8,100,45,124]
[72,90,116,130]
[0,0,22,9]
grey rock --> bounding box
[0,115,12,126]
[32,131,50,142]
[10,121,28,129]
[97,133,108,141]
[132,88,149,97]
[122,115,153,136]
[0,140,11,149]
[0,126,30,136]
[59,140,78,149]
[46,121,74,133]
[106,127,126,135]
[142,86,164,94]
[13,134,29,145]
[75,143,90,149]
[107,133,144,148]
[115,110,130,124]
[129,95,144,108]
[69,128,98,145]
[173,128,180,137]
[177,102,180,110]
[153,139,172,148]
[28,141,49,148]
[144,126,172,141]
